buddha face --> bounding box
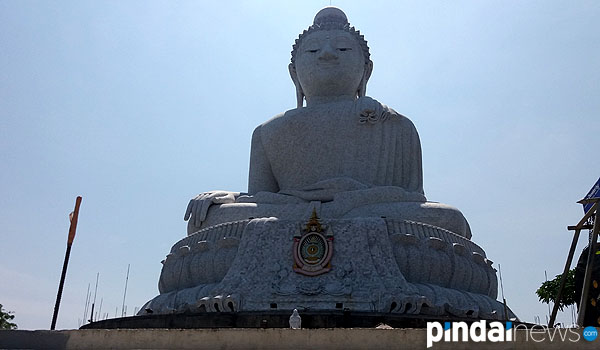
[292,29,367,101]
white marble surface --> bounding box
[144,6,513,320]
[142,217,512,319]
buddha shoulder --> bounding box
[253,99,418,140]
[251,108,309,139]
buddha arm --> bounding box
[248,125,279,194]
[400,116,425,196]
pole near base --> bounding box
[577,205,600,326]
[51,196,82,330]
[547,200,598,328]
[548,228,581,327]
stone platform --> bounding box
[1,328,597,349]
[80,311,511,329]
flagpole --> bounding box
[51,196,82,330]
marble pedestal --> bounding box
[140,217,515,320]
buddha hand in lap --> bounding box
[185,7,471,239]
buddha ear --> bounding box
[357,60,373,98]
[289,63,304,108]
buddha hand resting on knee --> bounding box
[184,191,240,228]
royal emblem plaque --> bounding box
[293,209,333,276]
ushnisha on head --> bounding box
[289,7,373,108]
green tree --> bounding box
[536,269,577,311]
[0,304,17,330]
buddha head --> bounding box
[289,7,373,107]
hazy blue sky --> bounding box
[1,1,599,329]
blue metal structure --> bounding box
[583,177,600,214]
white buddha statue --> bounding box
[184,7,471,239]
[140,7,514,321]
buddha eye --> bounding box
[337,48,351,52]
[306,49,319,53]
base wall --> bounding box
[1,328,597,350]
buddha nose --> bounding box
[319,44,338,62]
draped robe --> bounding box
[248,98,425,202]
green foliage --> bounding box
[0,304,17,330]
[536,269,577,311]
